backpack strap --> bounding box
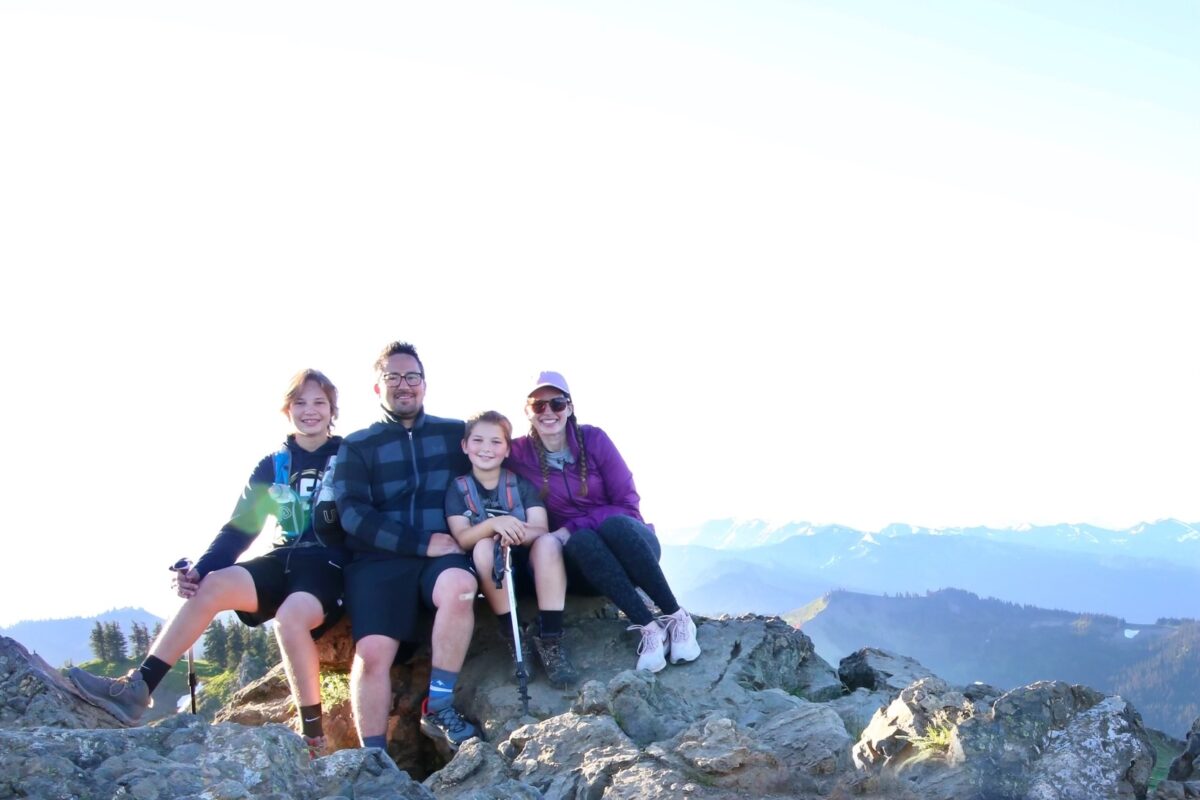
[457,472,527,523]
[272,447,291,486]
[269,446,301,541]
[455,475,485,521]
[500,469,526,522]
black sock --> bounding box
[538,610,564,637]
[138,656,171,694]
[497,612,514,637]
[299,703,323,738]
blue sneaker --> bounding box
[420,698,479,751]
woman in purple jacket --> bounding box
[506,371,700,673]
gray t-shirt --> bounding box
[445,471,544,524]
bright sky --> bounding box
[0,1,1196,626]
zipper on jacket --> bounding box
[407,429,418,529]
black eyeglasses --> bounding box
[529,396,570,414]
[380,371,424,387]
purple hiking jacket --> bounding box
[506,423,652,534]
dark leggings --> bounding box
[563,515,680,626]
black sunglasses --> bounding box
[528,396,570,414]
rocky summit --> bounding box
[0,595,1188,799]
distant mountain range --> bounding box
[660,518,1200,623]
[0,608,163,668]
[787,587,1199,736]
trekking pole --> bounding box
[169,557,198,714]
[493,538,530,716]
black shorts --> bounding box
[235,546,348,639]
[345,553,475,643]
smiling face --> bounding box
[526,386,573,440]
[375,352,425,422]
[289,380,333,437]
[463,420,510,472]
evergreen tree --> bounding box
[265,625,282,666]
[246,626,269,663]
[226,620,246,669]
[89,621,108,661]
[202,620,228,670]
[103,621,128,661]
[130,622,151,662]
[151,621,163,642]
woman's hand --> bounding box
[490,516,527,547]
[550,527,571,545]
[173,568,201,599]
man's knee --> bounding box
[432,569,478,611]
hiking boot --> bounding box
[501,631,534,683]
[661,607,701,664]
[68,667,152,725]
[627,620,668,673]
[530,627,578,689]
[420,698,479,751]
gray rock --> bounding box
[827,686,891,741]
[1023,695,1154,800]
[0,607,1163,800]
[0,635,126,730]
[314,747,435,799]
[1169,721,1200,782]
[0,715,311,799]
[463,609,840,730]
[853,678,1156,800]
[839,647,937,695]
[607,669,693,745]
[0,714,435,800]
[504,712,641,795]
[422,737,539,799]
[1152,779,1200,799]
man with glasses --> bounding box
[333,341,479,751]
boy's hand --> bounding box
[491,516,526,546]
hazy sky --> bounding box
[1,0,1196,625]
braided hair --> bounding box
[530,405,589,500]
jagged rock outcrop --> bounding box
[0,605,1163,800]
[0,714,434,799]
[222,598,846,780]
[0,635,125,730]
[853,677,1155,800]
[839,646,937,694]
[1154,716,1200,799]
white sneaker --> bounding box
[627,620,668,672]
[661,608,701,664]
